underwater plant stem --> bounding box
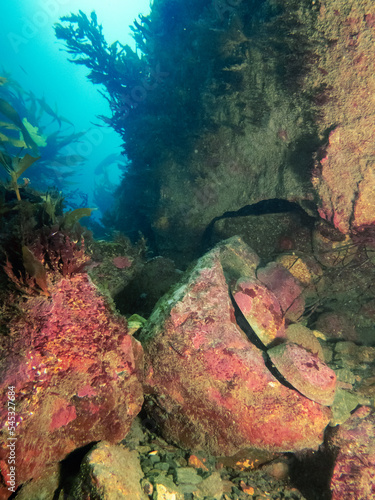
[11,172,21,201]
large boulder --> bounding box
[0,274,143,498]
[140,237,330,456]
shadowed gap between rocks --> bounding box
[229,289,298,393]
[200,198,317,255]
[289,425,339,500]
[52,442,99,499]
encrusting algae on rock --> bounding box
[268,342,337,406]
[140,237,331,456]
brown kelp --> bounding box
[0,73,87,192]
[55,10,147,134]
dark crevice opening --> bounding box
[52,441,98,499]
[230,289,297,392]
[200,198,317,254]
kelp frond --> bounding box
[54,10,146,103]
[0,98,39,153]
[0,74,89,191]
[0,151,40,200]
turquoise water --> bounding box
[0,0,150,219]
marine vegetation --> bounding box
[0,178,94,299]
[0,73,87,192]
[0,149,40,201]
[55,10,147,135]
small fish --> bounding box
[18,65,29,76]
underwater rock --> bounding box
[329,407,375,500]
[276,252,324,299]
[329,388,363,426]
[112,255,132,269]
[0,274,144,496]
[284,323,325,361]
[267,342,337,406]
[71,442,148,499]
[309,2,375,237]
[315,311,359,342]
[256,262,305,323]
[233,278,287,347]
[7,464,60,500]
[140,237,330,456]
[312,221,357,268]
[210,212,312,263]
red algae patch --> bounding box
[268,342,337,406]
[0,274,144,496]
[233,278,286,346]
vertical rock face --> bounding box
[309,1,375,236]
[107,0,320,265]
[140,237,330,456]
[0,274,144,497]
[102,0,375,264]
[94,0,375,265]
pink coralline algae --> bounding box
[49,399,77,431]
[233,278,287,346]
[256,262,305,323]
[140,237,330,456]
[113,255,132,269]
[310,3,375,237]
[0,274,144,497]
[330,407,375,500]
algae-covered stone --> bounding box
[276,253,324,298]
[233,277,286,346]
[196,472,224,500]
[329,388,362,426]
[330,407,375,500]
[268,342,337,406]
[175,467,202,485]
[285,323,325,361]
[141,238,331,455]
[74,442,148,499]
[153,477,184,500]
[257,262,305,322]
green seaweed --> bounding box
[63,207,96,230]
